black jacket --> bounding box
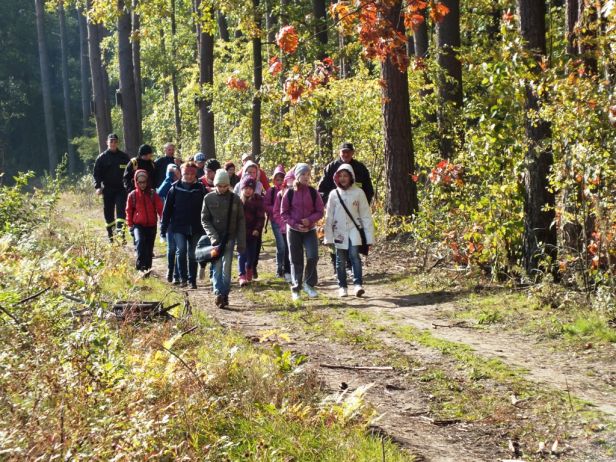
[161,181,207,236]
[123,157,156,192]
[93,148,130,192]
[154,156,178,188]
[317,158,374,204]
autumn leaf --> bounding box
[404,13,425,32]
[276,25,299,54]
[226,76,248,91]
[283,75,305,103]
[268,56,283,76]
[430,2,450,23]
[502,10,514,23]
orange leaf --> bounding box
[430,2,450,23]
[268,56,283,76]
[276,25,299,54]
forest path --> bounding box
[149,242,615,461]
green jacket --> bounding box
[201,190,246,252]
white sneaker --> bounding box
[303,284,318,298]
[338,287,348,297]
[284,273,292,283]
[291,291,301,301]
[354,285,365,297]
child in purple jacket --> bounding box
[281,163,324,301]
[273,170,294,283]
[238,176,265,286]
[264,165,286,278]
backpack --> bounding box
[286,186,317,208]
[131,189,155,208]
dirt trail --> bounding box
[150,247,615,461]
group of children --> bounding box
[124,150,375,307]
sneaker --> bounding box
[354,285,365,297]
[215,294,224,308]
[239,275,248,287]
[303,284,318,298]
[291,291,301,301]
[198,266,206,280]
[190,281,198,290]
[180,281,188,288]
[284,273,292,283]
[246,268,253,282]
[222,294,229,309]
[166,271,173,283]
[338,287,348,297]
[173,279,180,286]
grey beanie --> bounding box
[214,168,230,186]
[294,163,311,177]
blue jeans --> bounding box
[174,233,201,283]
[287,228,319,292]
[238,237,259,276]
[134,225,156,270]
[212,239,235,296]
[271,222,289,276]
[336,245,362,288]
[166,230,180,281]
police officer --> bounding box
[93,133,131,242]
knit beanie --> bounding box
[240,176,257,190]
[283,170,295,183]
[214,169,230,186]
[272,164,285,179]
[194,152,206,162]
[138,144,154,157]
[294,163,311,178]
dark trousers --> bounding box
[103,189,127,239]
[134,225,156,271]
[174,233,200,283]
[238,236,259,276]
[287,228,319,292]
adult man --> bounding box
[317,142,374,204]
[238,153,270,192]
[123,144,156,193]
[154,142,179,187]
[93,133,131,242]
[194,152,206,178]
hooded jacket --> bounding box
[263,164,286,218]
[323,164,374,249]
[124,156,156,192]
[317,157,374,204]
[233,161,265,196]
[161,180,207,236]
[280,183,324,232]
[125,170,163,228]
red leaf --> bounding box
[430,2,450,23]
[268,56,283,76]
[276,25,299,54]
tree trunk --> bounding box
[77,8,91,131]
[34,0,58,173]
[171,0,182,144]
[117,0,140,157]
[132,0,143,144]
[217,12,230,42]
[197,1,215,158]
[252,0,262,160]
[566,0,578,55]
[436,0,462,160]
[58,2,76,174]
[313,0,332,161]
[577,0,597,73]
[381,0,418,216]
[517,0,557,278]
[86,2,113,153]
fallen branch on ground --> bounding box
[431,321,469,329]
[319,364,394,371]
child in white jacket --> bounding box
[323,164,374,297]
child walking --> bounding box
[323,164,374,297]
[273,170,294,282]
[125,170,163,274]
[264,165,287,279]
[238,176,265,286]
[201,169,246,309]
[281,163,324,301]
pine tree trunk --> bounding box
[217,12,230,42]
[252,0,262,160]
[86,2,113,153]
[117,0,140,157]
[436,0,462,160]
[381,0,418,216]
[132,0,143,144]
[566,0,579,55]
[577,0,597,73]
[58,2,76,174]
[197,1,215,158]
[517,0,557,278]
[313,0,332,161]
[77,8,91,131]
[171,0,181,144]
[34,0,58,173]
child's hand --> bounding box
[252,230,259,237]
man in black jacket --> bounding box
[124,144,156,193]
[154,142,179,187]
[317,142,374,204]
[93,133,131,242]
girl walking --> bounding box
[238,176,265,286]
[281,163,324,301]
[323,164,374,297]
[125,170,163,274]
[272,170,294,282]
[264,165,287,279]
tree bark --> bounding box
[251,0,262,160]
[86,2,113,153]
[313,0,332,161]
[77,8,91,131]
[566,0,579,55]
[132,0,143,144]
[117,0,140,157]
[217,12,230,42]
[381,0,418,216]
[34,0,58,173]
[577,0,597,73]
[436,0,462,160]
[58,2,76,174]
[171,0,182,144]
[517,0,557,278]
[197,1,215,158]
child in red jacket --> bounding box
[126,169,163,273]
